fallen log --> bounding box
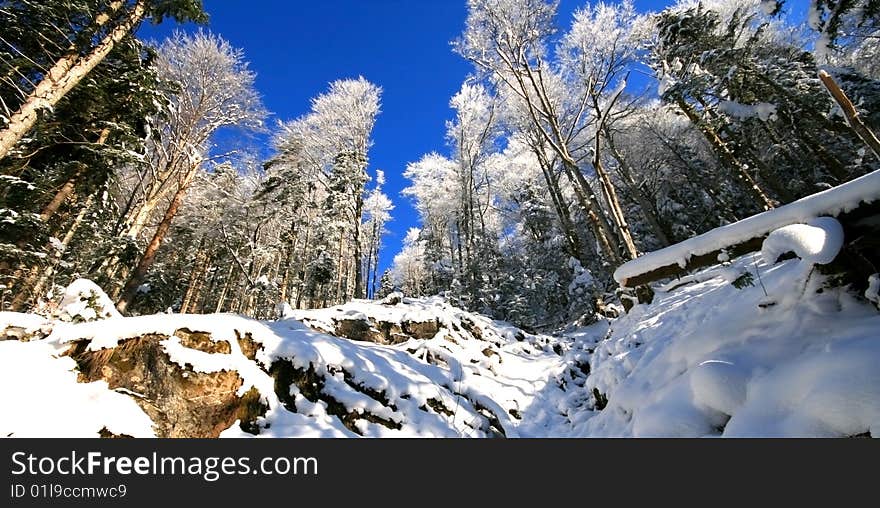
[616,170,880,288]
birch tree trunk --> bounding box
[116,171,190,313]
[0,1,146,161]
[602,128,673,246]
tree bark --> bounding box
[530,144,585,262]
[116,177,188,313]
[560,158,623,264]
[39,127,112,221]
[819,70,880,161]
[9,194,95,311]
[0,1,146,161]
[180,242,207,313]
[594,149,639,260]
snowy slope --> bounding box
[288,296,569,437]
[2,249,879,437]
[0,292,568,438]
[573,252,880,437]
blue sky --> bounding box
[140,0,676,276]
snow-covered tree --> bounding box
[361,170,394,299]
[114,30,266,312]
[391,228,428,297]
[455,0,638,266]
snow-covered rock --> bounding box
[0,297,563,438]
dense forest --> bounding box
[1,0,878,330]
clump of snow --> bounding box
[761,216,844,265]
[379,291,404,305]
[760,0,779,15]
[56,279,120,322]
[719,100,778,122]
[866,274,880,306]
[0,312,52,334]
[568,258,595,296]
[614,169,880,285]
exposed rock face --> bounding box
[236,331,263,361]
[1,317,51,342]
[401,319,440,340]
[64,329,267,438]
[269,359,404,435]
[326,316,440,345]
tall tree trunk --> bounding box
[180,242,207,313]
[116,179,188,313]
[370,223,381,299]
[352,194,364,300]
[593,149,639,260]
[40,127,111,221]
[335,232,346,304]
[560,158,623,264]
[531,145,585,262]
[279,228,298,303]
[214,264,236,313]
[0,1,146,161]
[698,99,795,204]
[819,70,880,161]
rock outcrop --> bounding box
[64,329,267,438]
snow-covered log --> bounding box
[615,169,880,287]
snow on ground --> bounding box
[0,340,155,438]
[288,296,568,438]
[2,244,879,437]
[0,293,568,438]
[577,252,880,437]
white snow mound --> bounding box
[761,216,844,265]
